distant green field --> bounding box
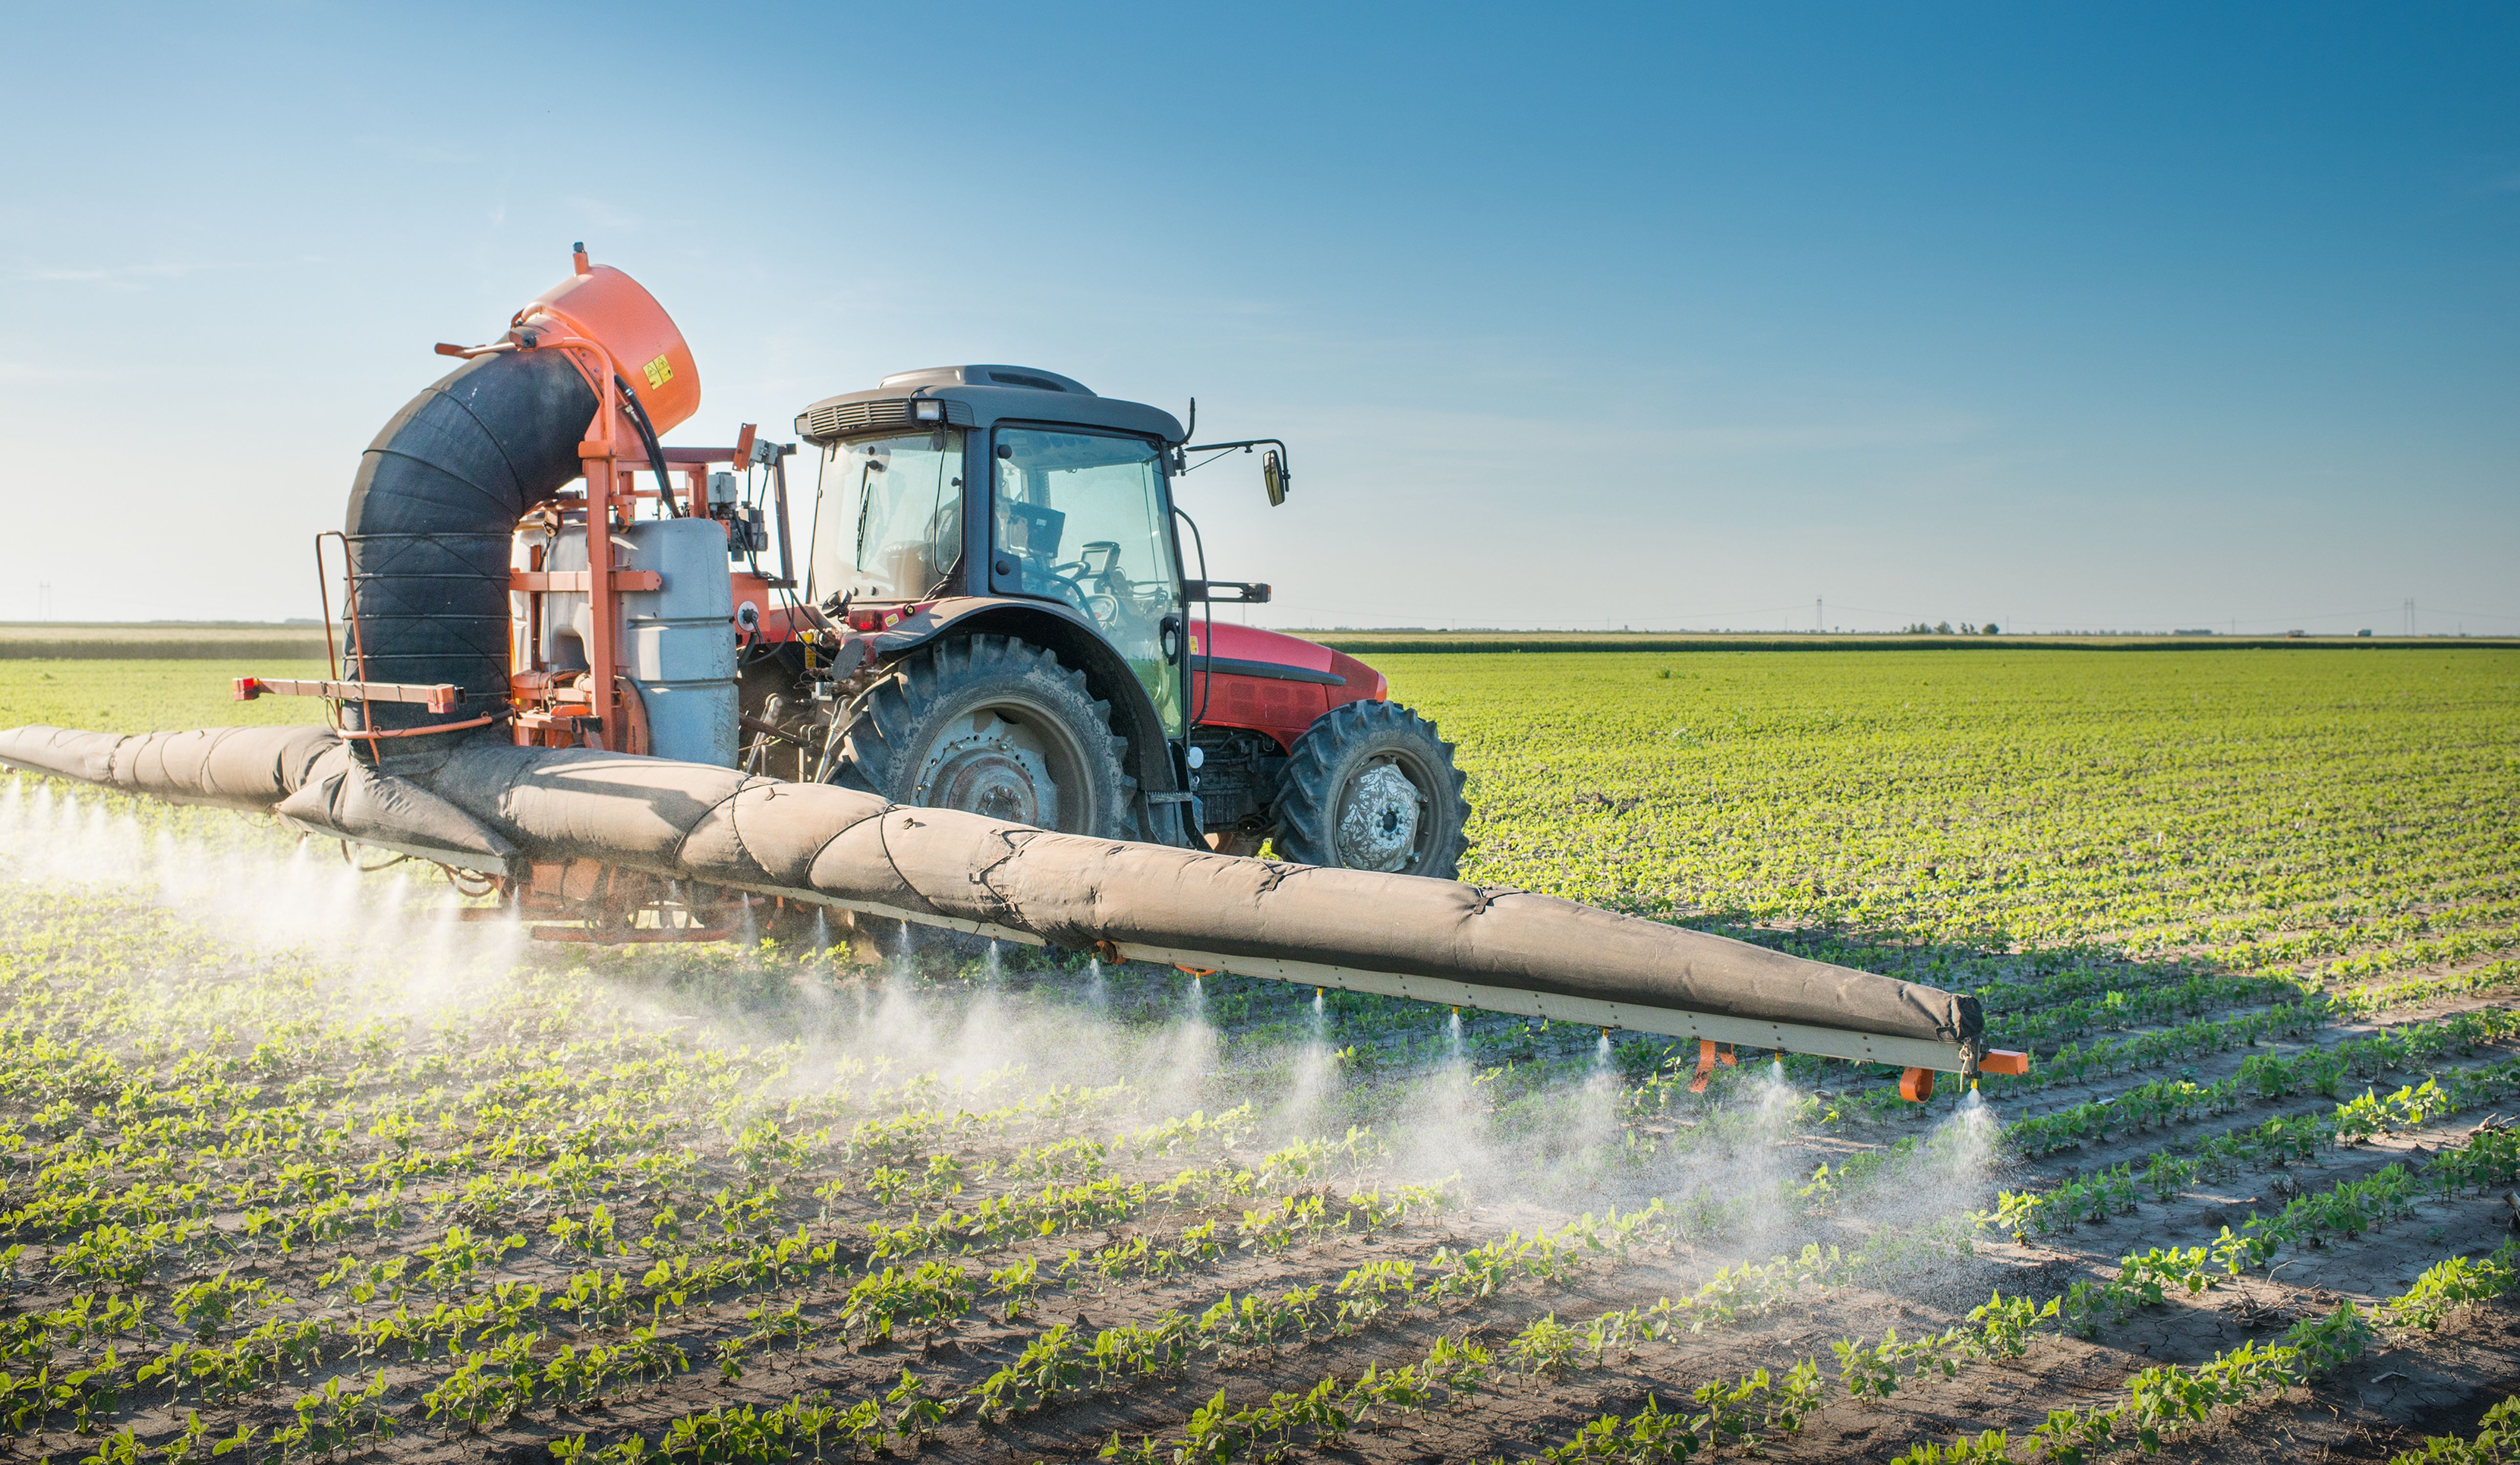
[0,659,332,732]
[1375,647,2520,954]
[0,623,332,660]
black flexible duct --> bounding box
[341,349,597,753]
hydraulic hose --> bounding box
[613,373,681,516]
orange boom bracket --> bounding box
[1899,1067,1936,1103]
[1687,1038,1739,1093]
[236,677,464,714]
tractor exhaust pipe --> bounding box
[0,724,1992,1078]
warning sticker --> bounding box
[642,354,674,391]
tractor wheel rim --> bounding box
[914,704,1083,831]
[1334,758,1426,873]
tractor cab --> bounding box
[759,366,1469,877]
[802,368,1189,737]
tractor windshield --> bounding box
[992,428,1184,734]
[809,430,966,603]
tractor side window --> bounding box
[992,428,1183,734]
[809,430,966,602]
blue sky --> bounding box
[3,2,2513,633]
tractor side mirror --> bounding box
[1261,449,1287,507]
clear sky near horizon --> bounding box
[2,3,2513,634]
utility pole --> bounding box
[2405,598,2416,636]
[36,582,49,621]
[1815,598,1822,634]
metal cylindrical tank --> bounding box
[615,519,738,767]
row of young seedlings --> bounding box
[11,1044,1264,1341]
[2002,1005,2520,1158]
[1855,924,2517,1087]
[571,1193,1648,1453]
[1993,1054,2520,1241]
[1086,1124,2520,1465]
[5,977,1959,1434]
[1886,1239,2520,1465]
[9,924,1759,1445]
[1528,1214,2520,1465]
[2057,1123,2520,1305]
[1996,952,2516,1101]
[0,1071,1218,1388]
[24,1104,2439,1442]
[38,1193,1349,1455]
[4,891,1156,1172]
[1089,1219,2244,1465]
[3,1044,1155,1257]
[417,1178,1453,1436]
[546,1207,1989,1464]
[1870,906,2513,1020]
[0,1139,1431,1443]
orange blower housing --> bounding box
[513,251,701,437]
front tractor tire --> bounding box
[1272,700,1470,879]
[834,634,1139,839]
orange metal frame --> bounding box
[495,393,761,754]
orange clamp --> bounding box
[1687,1039,1738,1093]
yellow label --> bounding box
[642,354,674,391]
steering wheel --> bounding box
[1058,542,1132,623]
[1044,561,1100,617]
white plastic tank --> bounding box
[615,519,739,767]
[519,519,739,766]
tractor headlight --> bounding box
[912,398,944,423]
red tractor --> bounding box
[42,248,1997,1091]
[726,365,1469,877]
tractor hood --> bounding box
[1195,622,1388,702]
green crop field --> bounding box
[0,662,332,733]
[0,626,334,663]
[1,649,2517,1464]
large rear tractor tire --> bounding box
[1272,700,1470,879]
[834,634,1139,839]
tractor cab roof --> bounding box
[795,365,1185,450]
